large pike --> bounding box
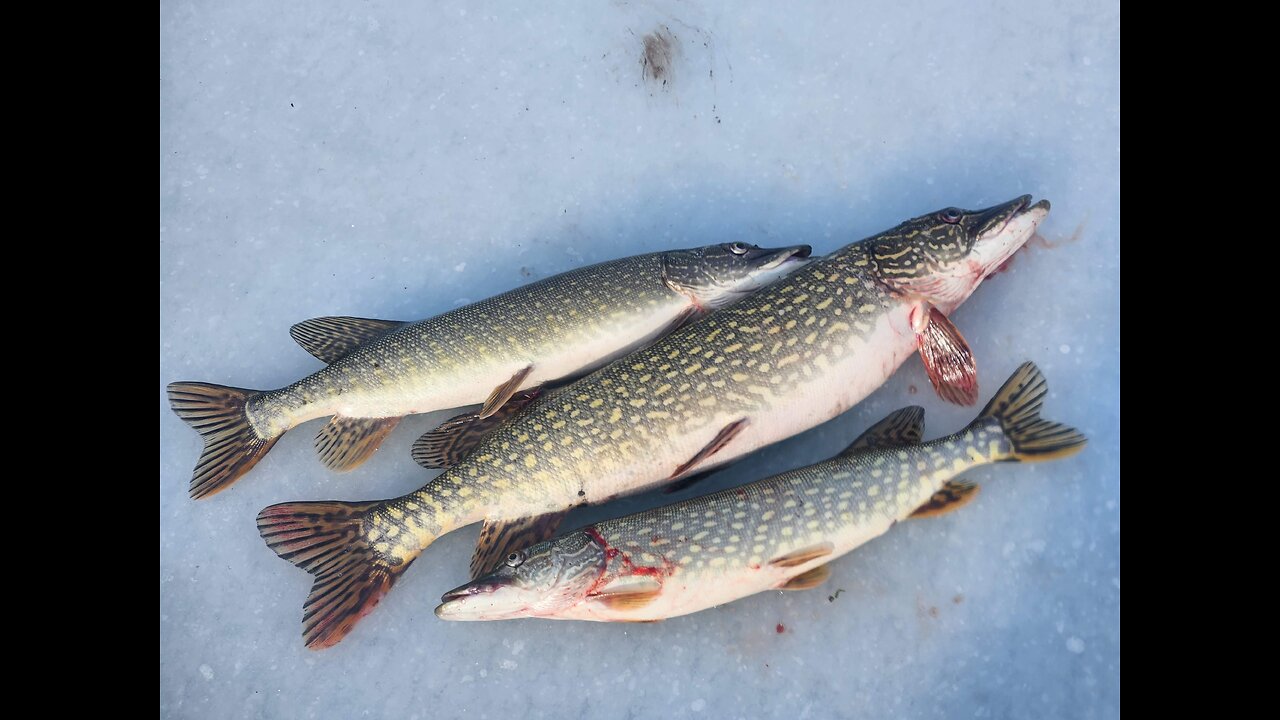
[258,196,1049,648]
[168,242,811,497]
[435,362,1085,622]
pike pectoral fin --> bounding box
[779,564,831,591]
[594,591,663,612]
[909,480,980,519]
[470,510,571,579]
[769,542,835,568]
[661,304,702,335]
[315,416,402,471]
[839,406,926,456]
[480,365,535,419]
[669,418,749,481]
[289,316,406,363]
[590,578,663,611]
[915,304,978,406]
[411,389,543,469]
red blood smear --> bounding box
[584,527,620,561]
[776,623,785,634]
[585,526,673,578]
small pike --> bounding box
[436,362,1085,622]
[168,242,811,497]
[258,197,1048,648]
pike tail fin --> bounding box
[168,382,282,498]
[974,362,1087,462]
[257,500,421,650]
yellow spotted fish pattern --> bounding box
[435,363,1085,623]
[258,197,1049,648]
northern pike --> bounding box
[435,362,1084,622]
[258,196,1048,648]
[168,242,812,498]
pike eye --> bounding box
[727,242,751,255]
[506,551,526,567]
[939,207,963,224]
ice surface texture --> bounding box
[160,1,1119,718]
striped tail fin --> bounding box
[257,501,417,650]
[168,382,282,498]
[975,362,1087,462]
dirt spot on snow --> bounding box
[641,26,679,90]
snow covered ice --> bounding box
[160,1,1120,718]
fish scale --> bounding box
[258,196,1050,648]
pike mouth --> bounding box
[435,581,527,621]
[440,581,504,603]
[976,195,1050,242]
[998,195,1030,235]
[760,244,813,271]
[968,195,1051,282]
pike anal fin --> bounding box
[779,564,831,591]
[909,480,980,519]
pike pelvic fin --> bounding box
[289,316,406,364]
[915,304,978,406]
[315,416,402,472]
[480,365,535,419]
[662,467,718,494]
[168,382,281,499]
[840,406,925,456]
[769,542,835,568]
[779,564,831,591]
[669,418,749,482]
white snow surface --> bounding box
[160,1,1119,718]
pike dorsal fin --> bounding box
[840,406,925,456]
[289,316,405,363]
